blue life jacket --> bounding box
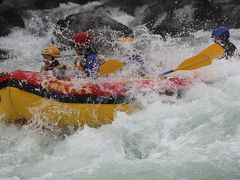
[83,52,100,76]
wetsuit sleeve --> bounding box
[40,66,46,72]
[75,56,85,72]
[224,42,238,58]
[98,54,106,64]
[58,64,66,70]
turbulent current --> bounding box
[0,2,240,180]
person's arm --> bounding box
[55,64,70,80]
[233,45,239,57]
[40,66,46,72]
[75,56,85,72]
[98,54,106,64]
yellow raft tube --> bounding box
[0,71,144,127]
[0,71,189,127]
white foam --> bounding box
[1,3,240,179]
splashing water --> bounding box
[0,2,240,180]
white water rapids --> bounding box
[0,2,240,180]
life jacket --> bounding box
[41,59,66,79]
[222,41,238,58]
[80,51,100,77]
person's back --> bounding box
[211,26,238,58]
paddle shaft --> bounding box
[161,70,174,76]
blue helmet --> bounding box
[211,27,230,38]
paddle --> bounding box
[161,43,225,76]
[98,58,125,77]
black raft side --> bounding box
[1,78,134,104]
[0,73,9,89]
[0,80,8,89]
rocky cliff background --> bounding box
[0,0,239,59]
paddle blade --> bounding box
[199,43,225,59]
[176,43,225,71]
[161,43,225,76]
[99,59,125,77]
[176,53,211,71]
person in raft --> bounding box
[71,32,105,78]
[116,36,146,76]
[211,26,238,58]
[41,46,66,79]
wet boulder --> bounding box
[56,11,132,35]
[0,49,10,61]
[53,11,133,55]
[0,0,38,10]
[106,0,240,36]
[0,16,12,36]
[105,0,150,15]
[132,0,221,37]
[0,0,98,10]
[33,0,91,9]
[0,1,25,37]
[130,0,240,36]
[209,0,240,28]
[209,0,239,6]
[0,0,98,37]
[0,2,25,28]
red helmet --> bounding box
[72,32,92,47]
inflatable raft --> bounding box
[0,71,191,127]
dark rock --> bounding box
[64,0,96,5]
[0,16,12,36]
[59,11,132,35]
[1,0,239,39]
[105,0,240,36]
[209,0,240,28]
[209,0,239,6]
[53,11,133,55]
[106,0,197,15]
[0,0,98,10]
[131,0,224,37]
[105,0,150,15]
[0,0,37,11]
[0,49,10,61]
[38,0,98,9]
[0,8,25,28]
[34,0,69,9]
[0,2,25,37]
[131,1,173,34]
[0,1,25,33]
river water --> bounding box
[0,2,240,180]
